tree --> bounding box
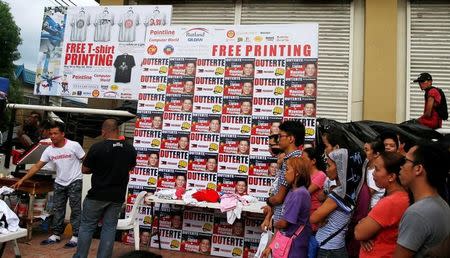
[0,1,23,131]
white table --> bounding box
[147,196,265,214]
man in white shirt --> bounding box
[13,122,85,248]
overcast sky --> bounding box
[5,0,99,71]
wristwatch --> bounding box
[265,197,273,207]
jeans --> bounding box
[317,247,348,258]
[73,198,123,258]
[308,234,319,258]
[52,180,82,236]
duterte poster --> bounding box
[34,5,172,99]
[129,22,319,256]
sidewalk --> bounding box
[2,229,209,258]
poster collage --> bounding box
[35,5,172,99]
[124,25,319,257]
[36,8,318,256]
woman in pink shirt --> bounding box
[302,147,327,231]
[354,152,410,258]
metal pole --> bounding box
[4,108,16,169]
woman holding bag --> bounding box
[310,149,354,258]
[262,157,312,258]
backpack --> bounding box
[425,87,448,120]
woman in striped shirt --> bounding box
[310,149,352,258]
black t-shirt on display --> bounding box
[114,54,136,83]
[83,139,137,203]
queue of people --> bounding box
[8,110,449,258]
[260,120,450,258]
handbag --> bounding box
[254,230,274,258]
[269,225,305,258]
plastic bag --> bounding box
[254,230,273,258]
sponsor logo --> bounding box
[186,28,208,42]
[163,45,174,55]
[121,93,132,99]
[273,106,283,115]
[209,143,218,152]
[213,85,223,94]
[170,240,180,248]
[215,67,225,75]
[181,122,191,130]
[305,128,315,137]
[143,215,152,224]
[159,66,168,74]
[202,223,213,232]
[151,139,161,147]
[155,102,164,110]
[274,87,284,95]
[92,90,100,97]
[207,182,216,190]
[276,36,290,42]
[157,84,166,92]
[178,160,187,169]
[147,45,158,55]
[110,84,119,91]
[232,248,243,256]
[103,91,118,98]
[212,105,222,113]
[238,165,248,174]
[240,125,250,133]
[254,36,263,42]
[226,30,235,38]
[147,177,157,185]
[275,68,285,76]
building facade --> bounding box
[99,0,450,130]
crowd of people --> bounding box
[259,120,450,258]
[5,71,448,258]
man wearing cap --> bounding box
[413,73,443,129]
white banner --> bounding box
[35,5,172,99]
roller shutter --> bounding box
[408,0,450,129]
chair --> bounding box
[0,227,28,258]
[117,191,147,251]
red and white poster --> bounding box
[130,23,319,257]
[182,208,215,234]
[150,227,182,250]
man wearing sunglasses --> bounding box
[261,120,305,228]
[395,142,450,257]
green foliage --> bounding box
[0,1,22,77]
[0,1,23,131]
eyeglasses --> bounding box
[268,134,291,144]
[403,157,419,166]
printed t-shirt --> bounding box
[40,139,85,186]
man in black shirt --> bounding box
[74,119,137,258]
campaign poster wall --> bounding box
[35,5,172,99]
[127,24,318,255]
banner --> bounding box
[127,24,318,254]
[34,5,172,99]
